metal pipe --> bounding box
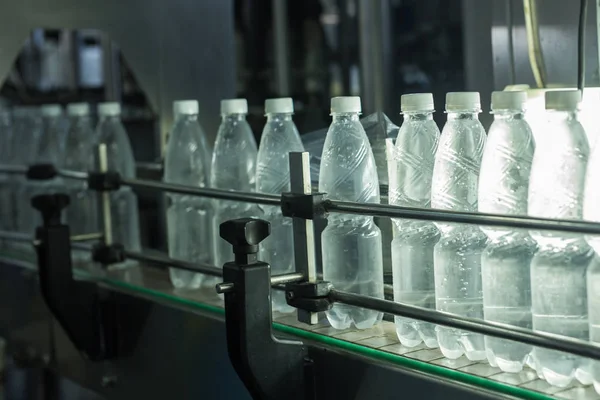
[123,250,222,277]
[70,232,104,243]
[272,0,291,96]
[325,200,600,235]
[523,0,547,88]
[97,145,113,245]
[0,165,27,174]
[329,289,600,360]
[120,177,281,205]
[217,272,306,294]
[58,169,88,181]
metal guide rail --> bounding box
[2,148,600,399]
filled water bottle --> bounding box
[584,98,600,394]
[18,104,67,239]
[320,96,384,330]
[528,90,592,387]
[96,102,141,267]
[164,100,212,289]
[431,92,487,360]
[390,93,440,347]
[211,99,257,272]
[256,98,304,313]
[0,109,13,239]
[63,103,99,264]
[478,91,536,372]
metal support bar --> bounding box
[289,152,320,324]
[272,0,290,96]
[97,145,113,245]
[124,249,222,277]
[216,272,305,294]
[121,177,281,205]
[327,289,600,361]
[325,200,600,235]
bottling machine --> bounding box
[1,0,600,399]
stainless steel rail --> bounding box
[329,289,600,360]
[325,200,600,235]
[4,164,600,235]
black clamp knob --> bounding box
[220,218,270,262]
[31,194,69,226]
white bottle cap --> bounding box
[545,90,582,111]
[445,92,481,112]
[265,97,294,114]
[491,91,527,111]
[98,102,121,116]
[41,104,62,117]
[221,98,248,114]
[401,93,434,112]
[173,100,199,116]
[330,96,361,113]
[67,102,90,117]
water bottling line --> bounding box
[2,0,600,399]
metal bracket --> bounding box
[92,242,126,265]
[217,218,315,400]
[31,193,141,361]
[87,171,122,192]
[286,281,333,313]
[26,164,58,181]
[281,192,326,220]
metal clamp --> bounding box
[217,218,314,400]
[26,164,58,181]
[87,171,122,192]
[285,281,333,313]
[92,242,126,265]
[281,192,326,220]
[32,194,119,361]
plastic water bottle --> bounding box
[528,90,592,387]
[584,98,600,394]
[63,103,99,264]
[12,107,43,241]
[18,104,67,239]
[211,99,257,271]
[478,91,536,372]
[320,96,384,330]
[164,100,212,289]
[96,102,141,266]
[390,93,440,347]
[256,98,304,313]
[431,92,488,360]
[0,109,13,241]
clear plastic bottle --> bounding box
[96,102,141,267]
[478,91,537,372]
[18,104,67,239]
[431,92,488,360]
[528,90,592,387]
[211,99,257,272]
[0,109,14,240]
[320,96,384,330]
[164,100,212,289]
[63,103,99,264]
[256,98,304,313]
[584,98,600,394]
[12,107,43,242]
[390,93,440,347]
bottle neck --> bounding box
[99,115,121,123]
[403,111,434,121]
[447,111,480,121]
[221,113,247,123]
[266,113,293,122]
[331,112,360,122]
[492,110,525,120]
[177,113,198,122]
[546,109,577,122]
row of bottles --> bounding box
[0,102,140,265]
[387,88,600,391]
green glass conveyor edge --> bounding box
[103,278,553,400]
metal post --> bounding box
[97,144,113,245]
[289,152,319,324]
[272,0,291,96]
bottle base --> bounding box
[326,304,382,330]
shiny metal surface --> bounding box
[0,260,534,399]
